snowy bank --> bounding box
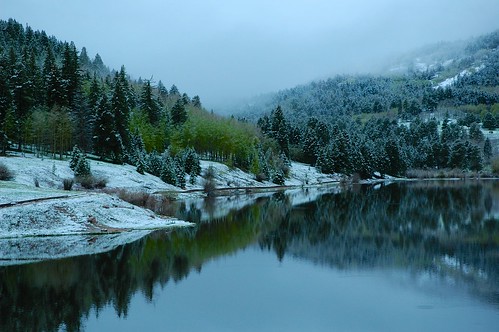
[0,154,338,240]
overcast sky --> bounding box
[3,0,499,109]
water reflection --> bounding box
[0,181,498,331]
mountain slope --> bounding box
[233,30,499,122]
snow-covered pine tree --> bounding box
[74,153,91,177]
[160,151,177,185]
[175,155,186,188]
[183,147,201,176]
[69,145,81,171]
[146,152,163,177]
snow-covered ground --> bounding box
[0,154,339,195]
[0,153,340,264]
[0,154,339,237]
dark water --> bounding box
[1,181,499,331]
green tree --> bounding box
[111,71,130,149]
[140,80,161,124]
[270,105,290,158]
[482,111,496,130]
[171,99,187,127]
[484,137,492,161]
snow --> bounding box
[0,154,338,240]
[0,231,151,266]
[435,64,486,89]
[0,193,190,239]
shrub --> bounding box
[203,166,216,196]
[94,177,108,189]
[492,157,499,175]
[0,162,14,180]
[63,178,74,190]
[76,175,107,189]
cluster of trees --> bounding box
[0,19,202,162]
[0,19,294,184]
[258,105,493,178]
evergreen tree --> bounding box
[169,84,179,96]
[183,147,201,176]
[468,122,484,141]
[69,145,81,171]
[483,111,496,130]
[88,73,101,112]
[74,152,91,177]
[160,153,177,185]
[484,137,492,161]
[43,47,62,107]
[136,154,146,174]
[467,144,483,171]
[147,152,163,177]
[192,95,201,108]
[140,80,161,124]
[111,71,130,149]
[93,94,123,162]
[174,155,186,188]
[157,80,168,99]
[449,142,468,169]
[270,105,290,158]
[60,42,80,108]
[171,99,187,127]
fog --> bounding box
[3,0,499,110]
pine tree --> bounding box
[483,111,496,130]
[270,105,290,158]
[169,84,179,96]
[469,122,484,141]
[183,147,201,176]
[43,47,62,107]
[192,95,201,108]
[147,152,163,177]
[111,71,130,149]
[136,154,146,174]
[160,153,177,185]
[93,94,123,162]
[171,99,187,127]
[467,144,483,171]
[88,74,101,112]
[69,145,81,171]
[484,137,492,161]
[60,42,80,108]
[74,152,91,177]
[175,156,186,188]
[157,80,168,99]
[449,142,468,169]
[140,80,161,124]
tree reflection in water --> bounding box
[1,181,498,331]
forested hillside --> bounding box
[0,19,291,186]
[248,30,499,177]
[240,30,499,122]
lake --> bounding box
[1,181,498,331]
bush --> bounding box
[203,166,216,196]
[0,162,14,180]
[76,175,107,189]
[492,157,499,175]
[63,178,74,190]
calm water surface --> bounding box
[1,181,499,331]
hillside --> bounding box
[234,30,499,122]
